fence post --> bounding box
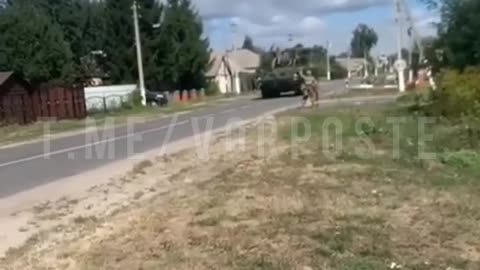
[190,89,197,101]
[173,90,180,103]
[199,88,205,100]
[164,92,170,105]
[182,90,189,102]
[103,96,107,114]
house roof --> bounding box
[206,52,224,77]
[224,56,247,74]
[226,49,260,70]
[206,51,250,77]
[0,71,14,85]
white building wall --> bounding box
[84,84,137,111]
[214,61,233,94]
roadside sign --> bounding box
[394,59,407,71]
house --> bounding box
[206,52,233,94]
[206,49,260,94]
[0,71,35,125]
[226,49,261,73]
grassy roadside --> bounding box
[330,88,399,99]
[82,102,478,269]
[0,95,240,147]
[2,98,479,270]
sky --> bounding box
[195,0,439,56]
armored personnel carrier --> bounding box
[259,67,303,98]
[258,48,304,98]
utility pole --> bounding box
[394,0,406,92]
[132,0,146,106]
[326,41,331,81]
[346,48,351,89]
[408,42,414,84]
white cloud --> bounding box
[194,0,391,49]
[195,0,390,22]
[411,7,439,36]
[196,0,437,55]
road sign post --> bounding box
[394,59,406,92]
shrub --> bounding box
[206,81,221,96]
[436,67,480,117]
[331,63,348,79]
[130,89,143,107]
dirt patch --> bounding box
[1,110,480,270]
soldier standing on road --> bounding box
[298,69,319,107]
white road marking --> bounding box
[0,120,190,169]
[222,108,236,113]
[198,113,215,118]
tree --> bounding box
[11,0,107,81]
[0,2,74,83]
[241,35,264,54]
[1,0,210,89]
[350,24,378,59]
[102,0,136,83]
[423,0,480,69]
[149,0,210,90]
[242,35,255,51]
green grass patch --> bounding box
[279,101,480,188]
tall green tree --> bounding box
[350,24,378,59]
[8,0,106,80]
[103,0,136,83]
[422,0,480,69]
[103,0,163,84]
[242,35,255,51]
[150,0,210,90]
[0,2,74,83]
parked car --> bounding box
[146,90,168,106]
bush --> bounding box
[436,67,480,117]
[130,89,143,107]
[206,81,221,96]
[438,150,480,170]
[331,63,348,80]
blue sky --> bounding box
[196,0,438,56]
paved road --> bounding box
[0,80,347,198]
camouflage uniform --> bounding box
[299,70,317,101]
[300,70,317,86]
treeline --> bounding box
[417,0,480,117]
[0,0,210,90]
[421,0,480,70]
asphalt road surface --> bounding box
[0,80,347,198]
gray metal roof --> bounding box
[0,71,14,85]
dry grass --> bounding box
[2,104,480,270]
[334,88,399,99]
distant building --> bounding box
[336,57,366,77]
[225,49,261,73]
[206,49,260,94]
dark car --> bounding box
[146,90,168,106]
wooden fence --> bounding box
[32,86,86,120]
[0,86,86,126]
[0,92,35,125]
